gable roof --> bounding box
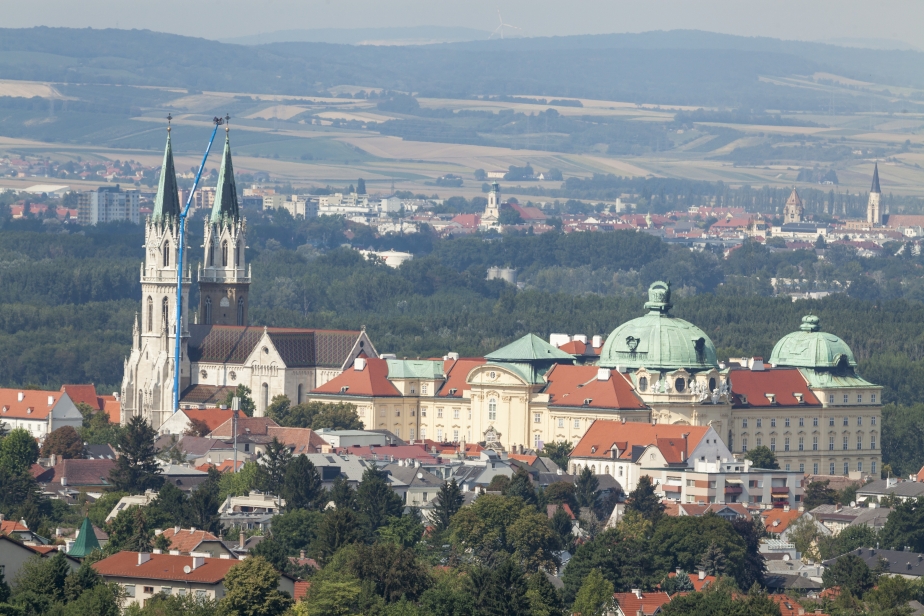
[729,368,820,408]
[266,427,327,455]
[181,408,235,432]
[571,421,709,463]
[34,459,116,487]
[160,528,221,554]
[1,519,29,535]
[209,417,280,439]
[60,385,103,410]
[486,333,574,362]
[93,551,239,584]
[613,591,671,615]
[0,387,65,420]
[544,365,647,411]
[332,444,438,464]
[437,358,486,398]
[761,508,804,534]
[188,325,362,368]
[312,357,400,398]
[667,571,715,592]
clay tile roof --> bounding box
[182,408,235,432]
[92,551,238,584]
[547,503,576,520]
[208,417,279,439]
[667,571,716,592]
[761,508,804,534]
[161,528,220,554]
[0,387,62,420]
[333,444,437,464]
[545,365,646,411]
[770,594,823,616]
[312,357,400,397]
[1,520,29,535]
[266,427,327,454]
[37,459,116,487]
[557,340,587,355]
[100,397,121,423]
[60,385,102,410]
[572,421,708,460]
[729,368,819,408]
[438,358,486,397]
[613,591,671,615]
[294,581,311,601]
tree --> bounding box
[432,478,463,532]
[222,385,256,417]
[504,469,538,506]
[219,556,293,616]
[109,415,164,494]
[474,169,487,181]
[78,403,122,446]
[40,425,83,459]
[625,475,665,523]
[730,516,767,590]
[574,467,599,510]
[302,578,362,616]
[250,537,290,574]
[356,466,403,533]
[499,206,524,226]
[348,542,430,603]
[487,475,511,492]
[650,515,752,591]
[257,438,292,497]
[879,495,924,552]
[540,441,572,470]
[219,460,261,500]
[0,566,9,604]
[187,468,222,534]
[313,508,362,564]
[282,455,322,511]
[866,574,915,611]
[468,559,530,616]
[571,569,615,616]
[818,523,879,561]
[356,178,366,195]
[660,570,695,594]
[659,580,781,616]
[270,508,322,555]
[325,475,357,510]
[59,583,120,616]
[549,505,574,549]
[543,481,579,514]
[698,541,727,576]
[265,395,291,425]
[787,515,821,560]
[0,428,39,473]
[378,512,424,549]
[185,417,212,437]
[822,553,875,596]
[13,550,71,604]
[148,482,191,528]
[525,572,562,616]
[803,480,838,510]
[310,404,362,430]
[744,445,779,469]
[105,506,154,553]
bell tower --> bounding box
[199,121,250,326]
[867,163,882,226]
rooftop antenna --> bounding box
[172,115,224,414]
[490,10,522,39]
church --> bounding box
[121,122,375,430]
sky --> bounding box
[5,0,924,49]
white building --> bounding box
[77,186,140,225]
[0,388,82,439]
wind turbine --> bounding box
[491,10,522,39]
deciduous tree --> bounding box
[572,569,615,616]
[0,428,39,473]
[219,556,293,616]
[40,425,83,459]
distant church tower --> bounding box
[199,124,250,326]
[121,119,192,428]
[867,163,882,226]
[480,181,501,230]
[783,187,803,224]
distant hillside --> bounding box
[221,26,491,46]
[0,28,922,111]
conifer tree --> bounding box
[282,454,322,510]
[432,478,464,531]
[357,466,403,533]
[109,415,163,494]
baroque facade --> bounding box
[308,281,881,478]
[121,123,375,430]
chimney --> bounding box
[300,550,306,559]
[190,528,196,533]
[698,570,706,580]
[239,531,245,549]
[191,556,205,570]
[137,552,151,566]
[50,453,57,467]
[354,357,366,371]
[17,392,23,402]
[632,589,643,599]
[597,368,611,381]
[169,550,180,555]
[47,395,54,406]
[573,334,587,344]
[750,358,765,371]
[174,526,180,534]
[153,549,162,555]
[592,335,603,348]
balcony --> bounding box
[724,486,743,495]
[771,486,789,494]
[662,484,681,493]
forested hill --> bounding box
[0,27,922,110]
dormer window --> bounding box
[340,386,349,393]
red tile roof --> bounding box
[546,503,576,520]
[451,214,481,228]
[294,581,311,601]
[332,444,437,464]
[0,388,64,420]
[209,417,280,439]
[60,385,102,410]
[266,427,327,455]
[197,459,244,473]
[1,520,29,535]
[556,340,601,356]
[33,459,115,487]
[437,358,485,398]
[769,594,826,616]
[92,551,239,584]
[182,408,235,433]
[729,368,819,408]
[667,571,715,592]
[312,358,400,398]
[572,421,709,463]
[761,508,804,534]
[613,591,671,615]
[160,528,220,554]
[544,365,646,411]
[101,397,121,423]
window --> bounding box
[162,297,169,328]
[756,436,762,447]
[222,240,229,267]
[574,419,580,429]
[771,418,776,428]
[558,418,564,428]
[842,416,849,426]
[420,427,426,439]
[453,409,460,419]
[297,384,303,405]
[742,437,748,452]
[843,462,849,475]
[843,394,849,404]
[872,461,877,474]
[178,588,187,597]
[857,461,863,472]
[468,409,472,420]
[829,417,835,426]
[830,462,835,474]
[799,417,804,427]
[203,296,212,325]
[813,436,818,451]
[686,479,696,487]
[871,435,877,450]
[618,466,623,476]
[437,429,443,441]
[770,437,776,452]
[196,590,207,599]
[742,418,748,428]
[813,417,818,427]
[785,418,790,427]
[829,394,835,404]
[638,376,648,391]
[532,413,541,424]
[798,436,804,451]
[857,435,862,450]
[163,240,170,267]
[421,407,427,417]
[488,399,496,421]
[785,463,790,471]
[784,437,790,452]
[813,463,819,474]
[843,435,849,450]
[410,428,415,440]
[162,587,172,595]
[829,436,834,451]
[395,409,401,417]
[437,408,443,418]
[871,416,877,426]
[871,394,877,404]
[421,384,428,395]
[453,429,459,441]
[799,463,805,473]
[146,296,153,332]
[237,297,244,326]
[125,585,136,598]
[534,433,541,448]
[756,419,762,428]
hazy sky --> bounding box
[6,0,924,49]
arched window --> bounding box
[207,240,214,266]
[146,296,153,332]
[162,297,169,328]
[222,240,228,267]
[262,383,269,413]
[488,398,497,421]
[163,240,170,267]
[237,297,245,326]
[204,296,212,325]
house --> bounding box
[59,384,120,424]
[157,527,236,558]
[824,547,924,580]
[0,536,79,586]
[1,516,44,544]
[769,593,828,616]
[382,462,445,507]
[613,590,672,615]
[92,551,295,608]
[662,502,750,521]
[106,490,158,521]
[665,569,715,592]
[300,453,373,488]
[157,408,235,436]
[0,388,82,439]
[33,458,116,501]
[218,491,284,530]
[761,508,830,543]
[856,478,924,505]
[331,444,438,465]
[809,504,891,535]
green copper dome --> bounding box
[598,281,718,372]
[769,315,857,369]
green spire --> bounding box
[152,122,181,223]
[67,516,100,558]
[210,126,239,224]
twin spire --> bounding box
[871,162,881,194]
[151,114,239,225]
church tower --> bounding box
[121,118,192,428]
[783,187,803,224]
[867,163,882,226]
[480,181,501,230]
[199,123,250,326]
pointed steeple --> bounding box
[211,120,239,224]
[786,187,802,207]
[871,162,881,194]
[152,116,181,223]
[67,516,101,558]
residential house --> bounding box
[762,508,830,543]
[157,527,236,558]
[383,462,445,507]
[60,384,121,424]
[824,547,924,580]
[33,458,116,502]
[218,491,284,530]
[106,490,158,521]
[613,590,672,616]
[0,536,79,587]
[661,502,750,521]
[857,478,924,505]
[1,516,44,544]
[0,388,82,439]
[810,504,892,535]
